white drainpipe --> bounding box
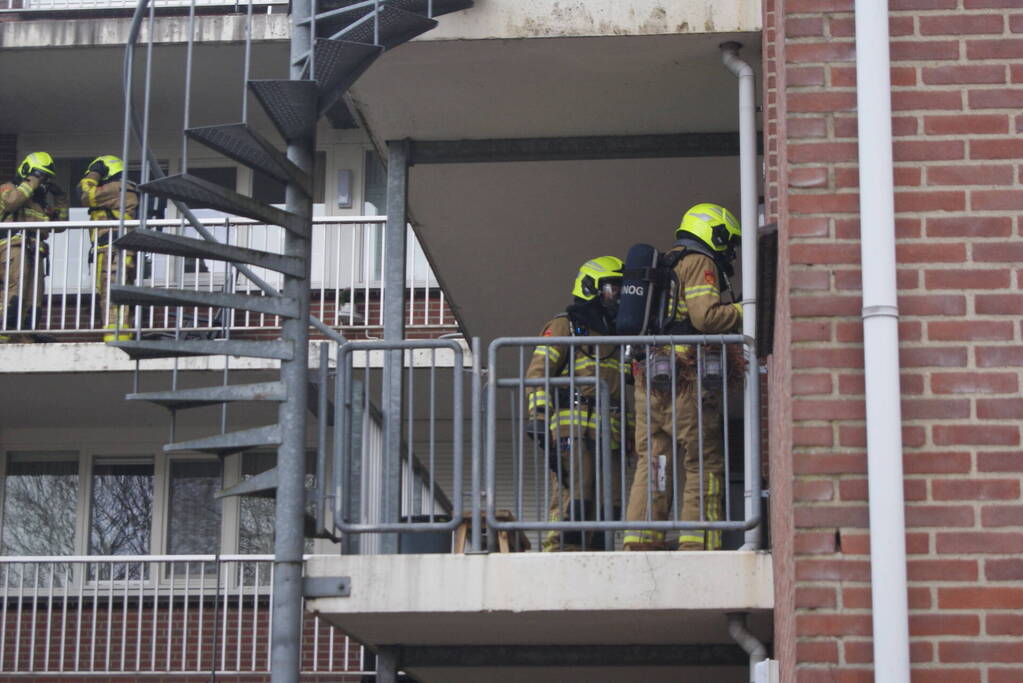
[855,1,911,679]
[720,41,761,549]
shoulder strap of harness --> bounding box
[660,245,687,269]
[671,238,733,297]
[671,238,719,261]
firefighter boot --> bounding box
[623,529,667,551]
[1,296,34,343]
[677,541,705,551]
[624,541,668,551]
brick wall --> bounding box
[763,1,798,682]
[770,0,1023,680]
[0,599,365,677]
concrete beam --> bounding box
[394,644,749,667]
[0,13,289,49]
[425,0,762,41]
[406,133,764,165]
[0,0,761,49]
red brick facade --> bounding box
[0,601,364,679]
[767,1,1023,680]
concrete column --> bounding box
[380,140,409,553]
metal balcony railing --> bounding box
[0,216,454,339]
[485,335,760,553]
[0,555,371,676]
[327,335,763,555]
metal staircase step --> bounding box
[328,5,437,49]
[128,381,288,410]
[316,0,472,23]
[216,466,278,499]
[115,228,305,278]
[313,39,383,116]
[109,338,294,361]
[111,284,300,319]
[165,424,282,457]
[215,467,332,537]
[390,0,473,18]
[249,80,319,142]
[186,124,312,196]
[138,174,308,238]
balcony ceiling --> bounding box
[350,30,762,344]
[0,41,290,137]
[1,18,761,348]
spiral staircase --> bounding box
[106,2,473,680]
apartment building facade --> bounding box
[0,0,1021,681]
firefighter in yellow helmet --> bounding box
[524,256,631,551]
[624,203,743,551]
[0,152,68,343]
[78,155,139,342]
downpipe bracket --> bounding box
[862,304,899,320]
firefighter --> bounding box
[78,155,139,342]
[524,256,629,551]
[624,203,743,551]
[0,152,68,343]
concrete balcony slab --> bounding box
[306,550,773,647]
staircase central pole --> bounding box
[271,0,316,680]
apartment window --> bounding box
[88,459,154,557]
[0,450,321,563]
[363,150,386,282]
[239,452,315,555]
[190,166,237,194]
[1,453,78,556]
[167,460,222,555]
[253,151,327,215]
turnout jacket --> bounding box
[665,247,742,334]
[525,307,629,441]
[0,179,68,246]
[78,177,139,222]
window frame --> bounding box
[0,447,333,569]
[0,450,83,557]
[85,454,158,560]
[162,455,226,558]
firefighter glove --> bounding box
[88,159,109,179]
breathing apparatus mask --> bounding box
[598,279,622,319]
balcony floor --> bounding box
[307,550,773,681]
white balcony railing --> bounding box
[0,555,371,676]
[0,216,454,338]
[1,0,286,12]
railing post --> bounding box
[470,336,483,552]
[376,647,399,683]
